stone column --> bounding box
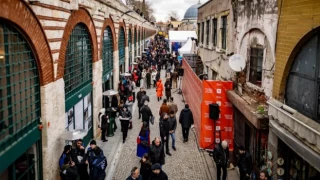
[113,51,120,90]
[125,46,129,72]
[92,60,103,137]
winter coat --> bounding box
[140,94,150,107]
[164,81,171,97]
[179,108,194,128]
[213,143,229,166]
[149,170,168,180]
[156,80,164,97]
[126,175,142,180]
[137,129,150,157]
[238,152,253,174]
[137,91,144,107]
[140,105,153,123]
[159,103,169,116]
[100,114,108,130]
[159,118,170,137]
[168,102,178,115]
[149,140,165,165]
[71,147,87,165]
[60,164,78,180]
[168,116,177,131]
[86,147,106,178]
[146,72,151,83]
[140,160,152,180]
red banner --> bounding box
[200,80,234,151]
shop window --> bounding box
[138,30,140,55]
[201,22,204,44]
[249,48,263,86]
[286,34,320,122]
[102,26,113,75]
[221,16,227,50]
[206,20,210,45]
[118,27,125,71]
[212,18,217,46]
[0,23,40,151]
[64,23,92,100]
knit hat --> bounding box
[90,140,96,145]
[151,163,161,170]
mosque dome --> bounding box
[183,2,202,20]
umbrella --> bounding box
[142,51,147,54]
[135,56,141,59]
[120,72,132,77]
[102,89,118,96]
[61,129,88,140]
[133,62,138,65]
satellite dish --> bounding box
[229,54,246,72]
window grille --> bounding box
[102,26,113,75]
[128,29,132,67]
[212,18,217,46]
[221,16,227,49]
[206,20,210,45]
[118,27,125,65]
[64,23,92,100]
[0,23,40,151]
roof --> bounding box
[169,31,197,42]
[183,2,202,20]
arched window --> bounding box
[64,23,92,99]
[0,22,41,178]
[102,26,113,74]
[118,27,125,66]
[286,32,320,122]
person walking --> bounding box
[149,137,165,166]
[238,146,253,180]
[140,101,153,126]
[119,106,132,143]
[137,88,144,119]
[125,98,134,129]
[159,99,169,116]
[160,113,171,156]
[156,79,164,102]
[100,112,108,142]
[87,140,107,180]
[171,70,178,89]
[151,69,157,88]
[168,111,177,151]
[126,167,142,180]
[60,156,78,180]
[137,122,150,157]
[168,97,178,116]
[139,153,152,180]
[141,69,146,88]
[179,104,194,142]
[146,69,151,89]
[164,78,171,101]
[213,140,229,180]
[149,163,168,180]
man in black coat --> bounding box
[159,113,171,156]
[148,137,165,166]
[149,163,168,180]
[137,88,144,119]
[100,113,108,142]
[146,70,151,89]
[238,146,253,180]
[179,104,194,142]
[140,101,153,126]
[213,140,229,180]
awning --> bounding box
[178,37,193,54]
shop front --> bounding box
[0,22,43,179]
[102,26,114,108]
[64,24,93,146]
[119,27,126,74]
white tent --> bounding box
[178,37,193,54]
[169,31,197,52]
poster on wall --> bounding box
[75,100,84,130]
[200,80,234,151]
[68,122,74,131]
[67,108,74,128]
[85,120,89,130]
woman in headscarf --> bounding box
[156,79,164,102]
[137,122,150,157]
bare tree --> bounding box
[167,11,180,21]
[126,0,155,21]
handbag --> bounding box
[150,116,154,125]
[140,140,148,147]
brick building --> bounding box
[0,0,156,179]
[267,0,320,179]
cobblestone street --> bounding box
[111,70,210,180]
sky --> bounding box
[146,0,208,22]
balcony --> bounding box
[267,98,320,153]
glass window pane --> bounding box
[102,26,113,74]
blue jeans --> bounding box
[170,132,176,148]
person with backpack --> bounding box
[140,101,153,127]
[59,145,72,169]
[87,140,107,180]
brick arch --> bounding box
[0,0,54,85]
[100,17,117,59]
[57,8,98,79]
[277,27,320,99]
[118,21,127,47]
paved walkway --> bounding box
[95,70,239,180]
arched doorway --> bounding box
[118,27,125,74]
[0,22,42,179]
[64,23,93,145]
[102,26,114,108]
